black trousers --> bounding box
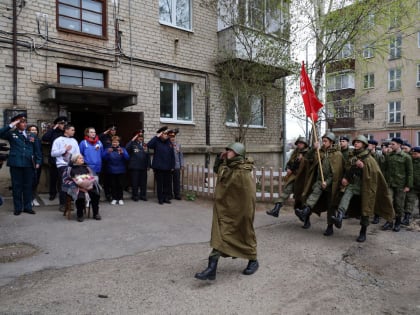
[110,173,124,200]
[171,169,181,198]
[75,190,100,218]
[154,169,171,202]
[48,163,59,196]
[130,169,148,198]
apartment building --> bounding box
[0,0,291,193]
[326,0,420,145]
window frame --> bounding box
[326,72,355,92]
[159,0,192,31]
[388,68,401,91]
[57,0,107,39]
[389,132,401,139]
[362,44,374,59]
[388,100,401,124]
[363,73,375,89]
[417,98,420,116]
[225,93,265,128]
[160,80,193,123]
[362,104,374,121]
[58,64,107,88]
[389,35,402,60]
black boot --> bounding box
[371,214,380,224]
[295,205,310,222]
[401,213,411,226]
[356,226,367,242]
[195,256,219,280]
[266,202,282,217]
[323,224,334,236]
[393,216,401,232]
[331,209,344,229]
[243,260,259,275]
[302,214,311,229]
[382,221,393,230]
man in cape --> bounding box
[331,135,395,242]
[195,142,258,281]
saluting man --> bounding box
[0,113,42,215]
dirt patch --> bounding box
[0,243,39,263]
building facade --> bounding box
[0,0,291,194]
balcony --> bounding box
[216,25,292,81]
[326,99,356,130]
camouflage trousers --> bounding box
[404,187,420,215]
[389,187,406,217]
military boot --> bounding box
[302,214,311,229]
[382,221,393,230]
[331,209,344,229]
[356,226,367,242]
[266,202,282,218]
[323,224,334,236]
[194,256,219,280]
[371,214,380,224]
[295,205,311,222]
[393,216,401,232]
[243,260,259,275]
[401,213,411,226]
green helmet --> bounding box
[295,136,308,146]
[226,142,245,156]
[322,132,336,143]
[352,135,368,146]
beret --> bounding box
[339,136,349,141]
[53,116,68,124]
[368,139,378,145]
[402,141,411,148]
[391,137,403,145]
[10,113,27,122]
[412,146,420,153]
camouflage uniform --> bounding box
[403,151,420,223]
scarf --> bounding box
[84,135,99,145]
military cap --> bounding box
[156,126,168,133]
[339,136,349,142]
[10,113,27,122]
[402,141,411,148]
[322,132,336,142]
[391,137,403,145]
[412,146,420,153]
[167,128,179,137]
[368,139,378,145]
[381,141,390,147]
[53,116,68,124]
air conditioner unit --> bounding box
[416,81,420,87]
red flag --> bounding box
[300,61,323,122]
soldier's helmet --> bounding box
[352,135,368,146]
[295,137,308,146]
[322,132,336,143]
[226,142,245,156]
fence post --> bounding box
[261,167,265,202]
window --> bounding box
[417,131,420,146]
[160,81,192,122]
[417,98,420,116]
[417,64,420,85]
[58,66,105,88]
[326,73,355,91]
[362,104,374,120]
[389,132,401,139]
[159,0,191,30]
[362,44,374,59]
[388,68,401,91]
[388,101,401,123]
[226,94,264,127]
[389,35,402,59]
[336,43,353,60]
[363,134,374,140]
[363,73,374,89]
[57,0,106,37]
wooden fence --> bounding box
[181,164,287,202]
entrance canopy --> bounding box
[39,84,137,110]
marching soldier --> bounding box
[382,137,413,232]
[402,146,420,225]
[331,136,394,242]
[266,136,310,218]
[295,132,344,234]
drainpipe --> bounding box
[12,0,17,105]
[205,73,210,169]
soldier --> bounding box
[402,141,412,154]
[402,146,420,225]
[266,136,310,217]
[195,142,258,280]
[339,136,353,163]
[382,137,413,232]
[295,132,344,235]
[331,136,394,242]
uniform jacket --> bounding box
[346,149,395,221]
[126,140,151,170]
[210,156,257,260]
[147,136,175,171]
[0,126,42,168]
[171,142,184,170]
[284,147,310,209]
[412,158,420,190]
[302,145,344,215]
[41,127,64,164]
[385,150,413,188]
[79,138,104,174]
[102,147,129,174]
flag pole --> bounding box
[311,113,325,184]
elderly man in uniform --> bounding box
[402,146,420,225]
[295,132,344,234]
[266,136,310,217]
[382,137,413,232]
[0,113,42,215]
[331,136,394,242]
[42,116,68,200]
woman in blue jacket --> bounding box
[102,136,129,205]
